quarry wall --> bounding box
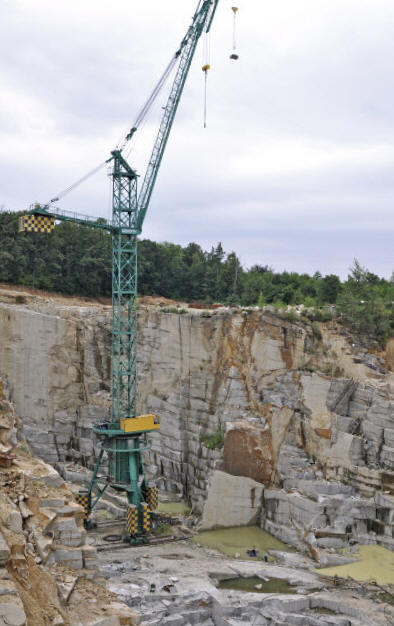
[0,287,393,556]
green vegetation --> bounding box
[151,522,173,536]
[311,322,323,341]
[0,211,393,345]
[200,426,225,450]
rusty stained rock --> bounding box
[223,421,274,484]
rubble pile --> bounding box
[0,377,139,625]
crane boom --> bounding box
[136,0,219,231]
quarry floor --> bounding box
[97,537,394,626]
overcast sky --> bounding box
[1,0,393,279]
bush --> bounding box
[312,322,322,341]
[200,426,224,450]
[161,306,179,313]
[285,310,298,323]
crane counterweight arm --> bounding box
[136,0,219,231]
[25,204,114,233]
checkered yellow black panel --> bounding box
[127,505,138,536]
[146,486,158,510]
[141,502,151,532]
[75,492,90,520]
[19,215,55,233]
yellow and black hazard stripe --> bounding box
[146,486,158,510]
[127,505,138,536]
[19,215,55,233]
[75,491,90,520]
[141,502,151,533]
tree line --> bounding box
[0,211,393,345]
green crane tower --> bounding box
[19,0,220,543]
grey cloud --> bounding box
[0,0,393,279]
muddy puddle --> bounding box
[157,501,190,515]
[218,576,297,594]
[194,525,292,560]
[316,545,394,585]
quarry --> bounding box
[2,0,393,624]
[0,284,393,625]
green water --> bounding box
[315,545,394,586]
[157,501,190,515]
[194,525,292,560]
[218,576,296,594]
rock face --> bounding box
[0,287,393,557]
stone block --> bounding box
[0,602,27,626]
[58,529,86,547]
[39,498,66,509]
[200,471,264,530]
[47,516,78,533]
[316,536,347,548]
[53,547,83,569]
[82,545,99,570]
[366,404,393,429]
[335,416,354,433]
[384,427,394,447]
[54,433,71,446]
[263,518,303,549]
[79,438,94,456]
[25,462,63,488]
[0,531,10,566]
[381,445,394,470]
[0,500,22,534]
[362,421,383,444]
[0,581,17,597]
[287,493,327,527]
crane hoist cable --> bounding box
[47,53,178,205]
[230,6,239,60]
[118,52,179,151]
[48,158,111,205]
[202,32,211,128]
[202,65,209,128]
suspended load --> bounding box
[230,6,239,60]
[202,32,211,127]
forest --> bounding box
[0,210,393,345]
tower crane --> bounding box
[18,0,220,543]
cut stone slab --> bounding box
[200,470,264,529]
